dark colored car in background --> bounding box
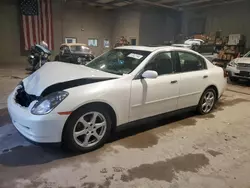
[55,43,95,65]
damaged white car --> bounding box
[8,46,227,152]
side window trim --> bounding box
[133,51,175,80]
[172,51,181,73]
[174,50,207,73]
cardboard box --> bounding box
[194,34,207,41]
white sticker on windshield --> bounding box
[128,53,143,59]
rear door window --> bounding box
[177,52,206,72]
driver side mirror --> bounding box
[141,70,158,79]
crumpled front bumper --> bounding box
[7,91,68,143]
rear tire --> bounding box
[62,105,112,152]
[197,88,216,115]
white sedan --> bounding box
[8,46,227,152]
[184,39,205,46]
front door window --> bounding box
[145,52,174,76]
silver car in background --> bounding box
[226,51,250,82]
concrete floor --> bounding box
[1,67,250,188]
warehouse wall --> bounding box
[0,1,26,65]
[0,1,182,65]
[52,0,64,57]
[112,8,141,46]
[61,2,113,56]
[0,1,113,65]
[182,1,250,48]
[139,8,181,46]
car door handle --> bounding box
[203,75,208,79]
[170,80,178,84]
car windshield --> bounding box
[244,51,250,57]
[86,49,151,75]
[70,45,90,53]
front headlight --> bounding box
[228,60,237,67]
[31,91,69,115]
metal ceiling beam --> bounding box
[68,0,116,8]
[135,0,178,10]
[186,0,245,9]
[94,0,133,5]
[157,0,178,3]
[173,0,212,7]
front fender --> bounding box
[54,77,132,126]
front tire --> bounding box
[197,88,216,115]
[62,106,112,152]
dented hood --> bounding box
[23,62,119,96]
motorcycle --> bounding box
[26,43,51,72]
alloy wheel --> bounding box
[201,91,215,113]
[73,111,107,148]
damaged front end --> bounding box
[15,82,40,107]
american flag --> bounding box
[20,0,54,50]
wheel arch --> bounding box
[196,85,219,114]
[62,101,117,141]
[204,85,219,100]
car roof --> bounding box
[115,45,193,52]
[61,43,87,47]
